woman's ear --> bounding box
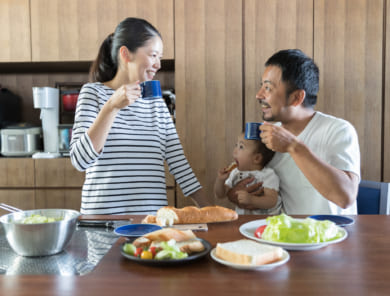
[119,46,133,63]
[288,89,306,107]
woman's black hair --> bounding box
[89,17,161,82]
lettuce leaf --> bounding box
[262,214,342,243]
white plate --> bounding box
[239,219,348,251]
[210,248,289,270]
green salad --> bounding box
[261,214,343,244]
[19,214,62,224]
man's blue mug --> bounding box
[141,80,162,99]
[244,122,262,140]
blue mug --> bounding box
[141,80,162,99]
[244,122,262,140]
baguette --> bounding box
[215,239,283,265]
[155,206,238,226]
[132,228,205,254]
[132,228,196,248]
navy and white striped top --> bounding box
[70,82,201,215]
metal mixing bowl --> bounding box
[0,209,80,257]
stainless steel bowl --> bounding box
[0,209,80,257]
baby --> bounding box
[214,132,281,215]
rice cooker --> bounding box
[1,125,43,157]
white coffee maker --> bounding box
[32,87,60,158]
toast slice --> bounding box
[215,239,283,265]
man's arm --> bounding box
[260,122,359,209]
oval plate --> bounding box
[239,219,348,251]
[309,215,354,227]
[210,248,290,270]
[114,224,162,237]
[120,238,212,266]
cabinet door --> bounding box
[35,189,81,211]
[0,158,34,187]
[0,190,35,215]
[384,0,390,182]
[244,0,314,123]
[35,158,85,187]
[175,0,243,208]
[314,0,384,180]
[0,0,31,62]
[30,0,174,62]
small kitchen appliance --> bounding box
[0,125,42,157]
[32,87,60,158]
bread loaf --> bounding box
[215,239,283,265]
[226,162,237,173]
[155,206,238,226]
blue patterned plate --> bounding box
[114,224,162,237]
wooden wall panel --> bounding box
[244,0,314,123]
[175,0,243,208]
[314,0,384,181]
[30,0,174,61]
[0,158,34,187]
[384,0,390,182]
[0,0,31,62]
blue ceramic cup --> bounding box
[141,80,162,99]
[244,122,262,140]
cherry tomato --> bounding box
[134,247,143,257]
[149,246,157,258]
[140,250,153,260]
[254,225,267,238]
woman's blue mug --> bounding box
[245,122,262,140]
[141,80,162,99]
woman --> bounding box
[70,17,210,215]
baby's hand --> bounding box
[217,167,230,181]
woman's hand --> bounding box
[109,81,141,110]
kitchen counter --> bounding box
[1,215,390,296]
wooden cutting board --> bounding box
[171,223,208,231]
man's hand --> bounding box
[260,121,298,153]
[226,177,264,205]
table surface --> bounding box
[1,215,390,296]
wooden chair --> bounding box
[357,180,390,214]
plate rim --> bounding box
[120,238,212,266]
[239,218,348,251]
[308,214,355,226]
[114,223,163,237]
[210,247,290,270]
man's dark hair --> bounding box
[265,49,319,108]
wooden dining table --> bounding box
[1,214,389,296]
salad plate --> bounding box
[239,219,348,251]
[114,224,162,237]
[210,248,289,271]
[120,238,212,266]
[308,215,354,227]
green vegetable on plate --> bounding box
[261,214,343,244]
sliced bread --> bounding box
[215,239,283,265]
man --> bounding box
[229,49,360,215]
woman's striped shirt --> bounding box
[70,82,201,215]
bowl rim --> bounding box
[0,209,81,225]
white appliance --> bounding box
[32,87,60,158]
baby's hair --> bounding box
[240,132,275,167]
[252,140,275,167]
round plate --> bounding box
[114,224,162,237]
[239,219,348,251]
[210,248,289,270]
[120,238,212,266]
[309,215,355,227]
